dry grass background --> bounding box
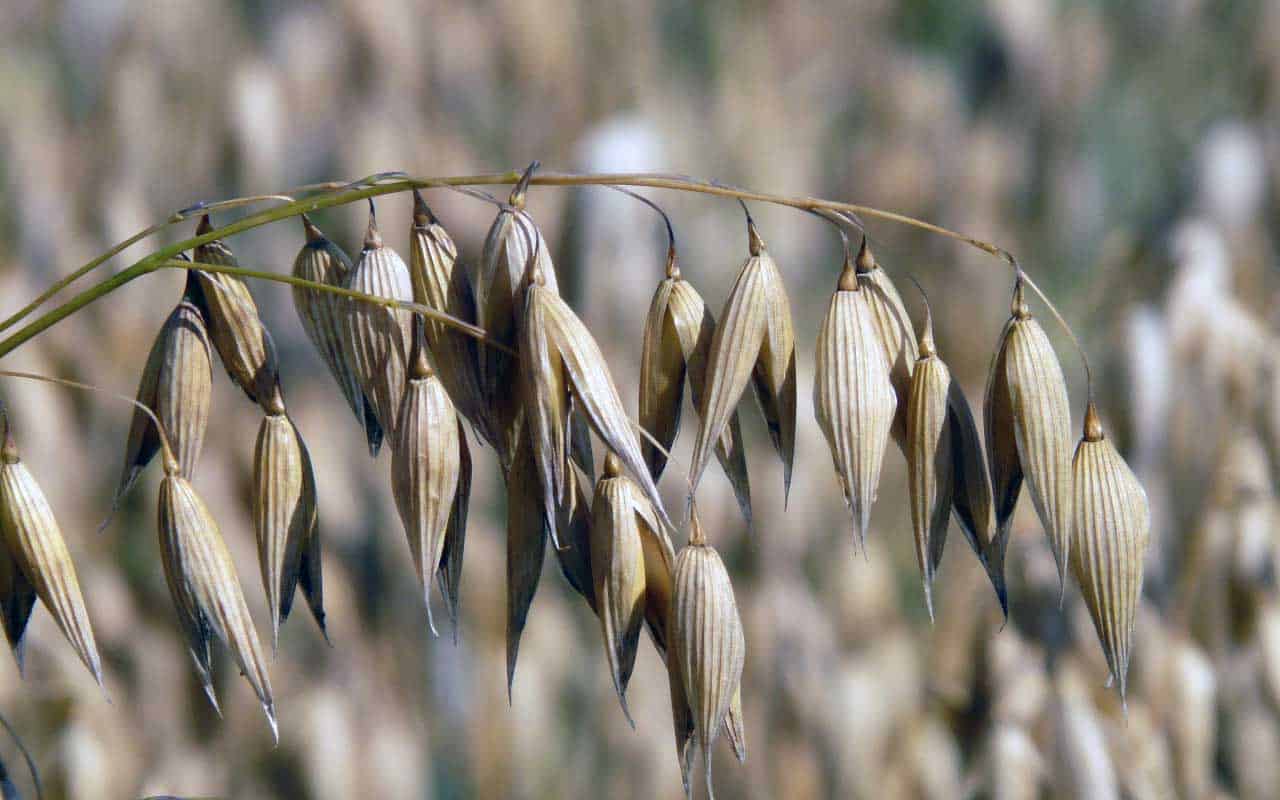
[0,1,1278,797]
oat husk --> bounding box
[553,464,596,612]
[988,279,1074,591]
[292,215,382,455]
[671,511,746,799]
[408,192,493,448]
[855,239,919,449]
[640,252,752,525]
[521,269,673,533]
[340,206,415,446]
[814,257,897,552]
[0,431,103,685]
[906,309,954,621]
[946,380,1007,615]
[115,290,212,509]
[506,430,547,700]
[0,542,35,672]
[159,454,276,739]
[191,215,279,405]
[590,454,651,725]
[1070,402,1150,701]
[252,388,320,651]
[437,417,471,642]
[690,219,795,501]
[391,327,462,637]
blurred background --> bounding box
[1,0,1278,797]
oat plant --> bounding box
[0,163,1150,797]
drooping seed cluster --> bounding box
[0,173,1150,797]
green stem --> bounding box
[0,169,1018,358]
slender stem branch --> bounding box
[0,710,42,800]
[0,169,1018,358]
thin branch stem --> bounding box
[0,169,1021,359]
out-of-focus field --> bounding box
[1,1,1278,798]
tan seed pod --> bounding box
[519,270,571,543]
[115,291,213,508]
[690,218,795,500]
[475,200,560,467]
[589,454,650,724]
[725,687,747,763]
[946,380,1006,615]
[191,215,279,405]
[984,303,1024,590]
[294,429,326,640]
[437,418,471,642]
[252,389,318,652]
[906,307,954,621]
[158,455,276,739]
[855,239,919,448]
[671,511,746,799]
[990,279,1074,589]
[391,328,462,637]
[408,193,493,448]
[292,216,382,455]
[340,206,415,444]
[665,635,697,797]
[0,542,35,672]
[521,271,674,532]
[640,253,752,524]
[506,430,547,700]
[1070,402,1150,700]
[813,257,897,552]
[0,431,102,684]
[553,464,595,612]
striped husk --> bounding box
[0,433,102,684]
[115,292,212,508]
[292,215,382,454]
[855,239,919,449]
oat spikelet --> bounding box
[116,291,212,507]
[340,204,415,446]
[292,216,382,455]
[294,429,326,640]
[522,270,673,532]
[1070,402,1150,701]
[408,192,492,448]
[252,388,317,652]
[813,256,897,552]
[506,431,547,701]
[640,251,752,524]
[690,218,795,500]
[671,510,746,800]
[437,417,470,642]
[855,239,919,449]
[0,431,102,684]
[191,215,279,405]
[947,380,1006,615]
[0,542,35,672]
[553,464,596,612]
[159,454,276,739]
[475,194,560,466]
[391,329,462,637]
[590,454,651,725]
[906,305,953,621]
[992,279,1074,590]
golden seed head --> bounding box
[196,213,214,237]
[1011,279,1030,320]
[604,451,623,478]
[837,253,860,292]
